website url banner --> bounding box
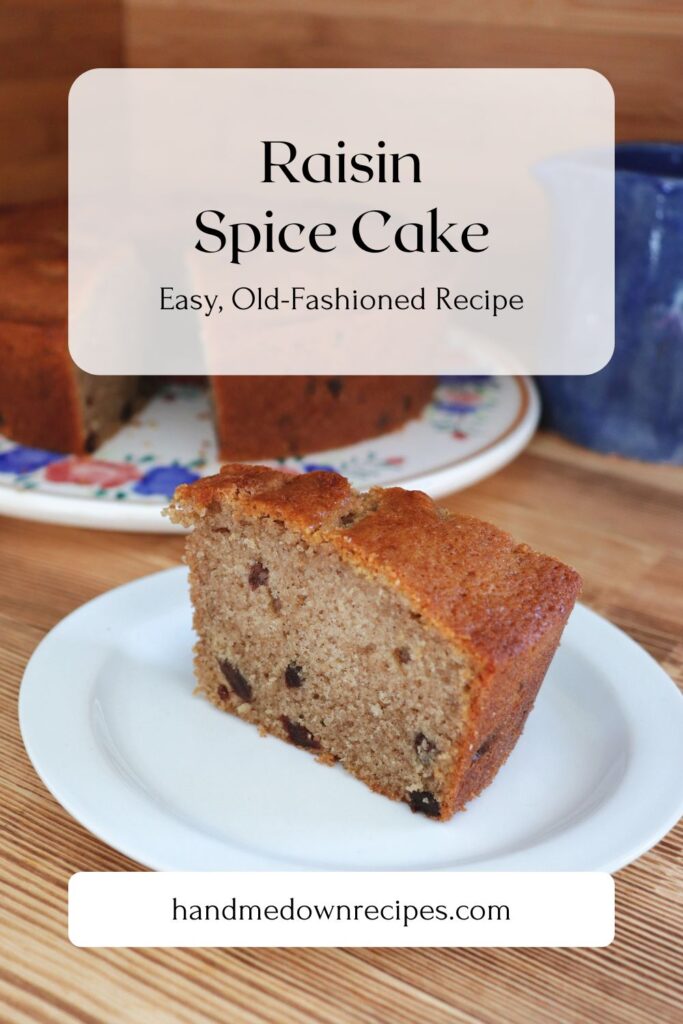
[69,872,614,948]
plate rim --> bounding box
[18,565,683,873]
[0,377,539,533]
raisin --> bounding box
[414,732,437,765]
[218,659,253,701]
[395,647,411,664]
[326,377,343,398]
[217,684,230,702]
[285,663,304,688]
[408,790,441,818]
[281,715,320,749]
[84,431,98,453]
[376,412,390,431]
[339,512,356,527]
[472,736,494,762]
[248,562,269,590]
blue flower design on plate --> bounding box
[303,463,337,474]
[0,446,64,474]
[133,464,200,498]
[433,400,479,414]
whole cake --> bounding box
[167,464,581,820]
[0,203,435,460]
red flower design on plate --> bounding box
[45,457,141,488]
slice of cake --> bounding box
[167,464,581,821]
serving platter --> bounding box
[0,377,538,531]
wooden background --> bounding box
[0,1,122,203]
[2,0,683,204]
[1,434,682,1022]
[1,3,682,1021]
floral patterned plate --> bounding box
[0,377,539,532]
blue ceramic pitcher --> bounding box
[538,142,683,463]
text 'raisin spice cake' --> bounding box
[167,464,581,821]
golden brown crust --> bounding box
[169,464,581,819]
[170,463,580,668]
[209,376,435,460]
[0,205,145,454]
[0,204,86,451]
[0,322,87,452]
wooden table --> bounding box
[1,432,681,1024]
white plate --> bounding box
[20,567,683,872]
[0,377,538,532]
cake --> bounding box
[0,204,148,453]
[167,464,581,821]
[209,375,435,460]
[0,204,434,458]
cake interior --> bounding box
[75,369,148,452]
[187,502,474,816]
